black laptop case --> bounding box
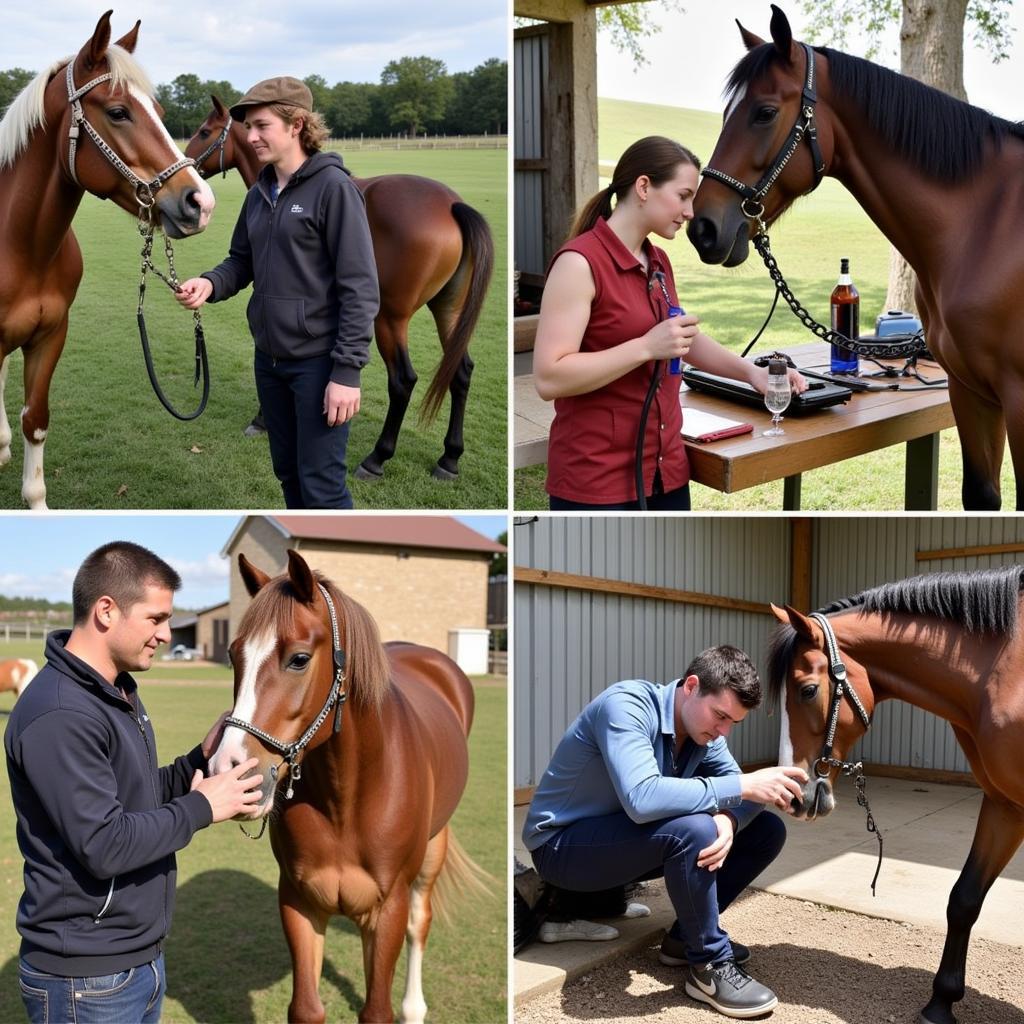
[681,368,853,415]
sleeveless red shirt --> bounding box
[545,216,689,503]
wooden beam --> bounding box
[514,567,772,616]
[916,542,1024,562]
[790,517,812,611]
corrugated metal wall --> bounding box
[515,516,1024,788]
[513,31,546,277]
[514,517,790,787]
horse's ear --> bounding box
[769,602,790,625]
[113,20,141,54]
[238,553,272,597]
[779,604,823,642]
[82,10,113,72]
[768,3,795,61]
[286,549,317,605]
[736,20,765,51]
[212,94,227,116]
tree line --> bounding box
[0,56,506,141]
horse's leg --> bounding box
[279,875,329,1024]
[355,315,417,481]
[920,794,1024,1024]
[400,828,448,1024]
[20,327,65,510]
[0,353,12,467]
[427,293,474,482]
[359,885,410,1023]
[1002,395,1024,510]
[946,377,1005,511]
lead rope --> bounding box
[136,206,210,420]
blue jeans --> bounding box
[254,349,354,509]
[18,954,165,1023]
[532,809,785,965]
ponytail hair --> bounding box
[567,136,702,240]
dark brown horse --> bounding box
[768,566,1024,1024]
[0,658,39,697]
[210,550,482,1022]
[185,97,494,481]
[0,12,215,508]
[688,5,1024,510]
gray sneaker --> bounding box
[659,931,751,967]
[684,960,778,1019]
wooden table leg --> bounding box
[905,433,939,510]
[783,474,802,510]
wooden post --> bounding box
[790,517,812,611]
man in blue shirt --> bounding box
[524,645,807,1019]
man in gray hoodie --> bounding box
[178,77,380,509]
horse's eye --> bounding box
[107,107,130,122]
[199,128,210,139]
[799,684,819,703]
[287,653,312,671]
[753,106,777,126]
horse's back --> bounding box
[385,641,474,736]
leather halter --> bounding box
[808,612,872,777]
[65,60,195,207]
[225,583,347,803]
[702,43,826,229]
[191,116,233,179]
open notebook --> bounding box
[680,407,754,443]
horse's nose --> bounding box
[687,216,721,261]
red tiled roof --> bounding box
[269,516,505,554]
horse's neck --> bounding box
[835,613,983,729]
[0,128,82,267]
[231,125,261,189]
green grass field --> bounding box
[0,650,507,1023]
[0,147,507,510]
[515,98,1017,511]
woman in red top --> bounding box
[534,136,805,510]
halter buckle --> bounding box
[135,182,156,209]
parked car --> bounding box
[168,644,203,661]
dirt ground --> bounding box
[515,890,1024,1024]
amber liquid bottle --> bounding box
[830,258,860,374]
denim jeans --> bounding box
[532,808,785,965]
[254,349,354,509]
[18,954,165,1023]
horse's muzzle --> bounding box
[157,182,214,238]
[687,213,750,268]
[791,778,835,821]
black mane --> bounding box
[766,566,1024,708]
[725,43,1024,184]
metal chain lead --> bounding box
[817,755,884,896]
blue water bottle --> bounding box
[668,305,686,374]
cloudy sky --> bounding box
[599,1,1023,120]
[0,514,505,609]
[1,0,506,90]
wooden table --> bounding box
[514,342,953,510]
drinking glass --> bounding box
[763,374,791,436]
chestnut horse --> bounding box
[688,5,1024,510]
[185,97,494,481]
[0,659,39,698]
[210,550,482,1022]
[767,566,1024,1024]
[0,12,214,508]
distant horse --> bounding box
[688,5,1024,510]
[185,97,495,482]
[768,566,1024,1024]
[0,659,38,697]
[0,12,215,509]
[210,550,484,1022]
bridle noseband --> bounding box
[225,583,348,838]
[702,42,825,231]
[191,116,233,179]
[65,61,195,209]
[807,612,884,894]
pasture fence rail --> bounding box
[0,622,67,644]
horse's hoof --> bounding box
[919,1005,957,1024]
[354,463,384,482]
[431,464,458,482]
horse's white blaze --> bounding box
[401,886,429,1024]
[0,359,11,466]
[210,629,276,773]
[724,83,748,125]
[129,85,215,227]
[778,697,794,767]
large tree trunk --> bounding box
[886,0,969,315]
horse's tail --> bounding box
[430,830,496,927]
[420,201,495,424]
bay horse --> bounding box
[0,11,215,509]
[0,658,39,698]
[688,5,1024,510]
[185,97,495,482]
[767,566,1024,1024]
[209,550,484,1023]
